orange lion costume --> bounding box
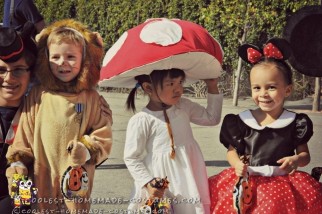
[6,19,112,212]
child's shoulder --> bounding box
[130,111,152,120]
[127,111,155,128]
[82,89,101,97]
[224,112,242,120]
[222,111,248,128]
[284,109,312,123]
[25,84,45,99]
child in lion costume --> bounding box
[6,19,113,212]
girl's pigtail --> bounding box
[126,83,141,112]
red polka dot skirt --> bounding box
[208,168,322,214]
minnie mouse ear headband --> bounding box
[0,24,37,63]
[238,38,292,64]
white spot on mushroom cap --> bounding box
[140,19,182,46]
[102,32,128,66]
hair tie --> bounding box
[135,82,141,89]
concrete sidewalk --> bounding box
[90,92,322,213]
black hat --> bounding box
[0,23,37,63]
[284,5,322,77]
[0,27,24,62]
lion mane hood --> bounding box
[35,19,103,93]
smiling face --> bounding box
[250,63,292,116]
[48,42,83,82]
[0,57,31,107]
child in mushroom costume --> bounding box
[6,19,113,212]
[100,18,224,214]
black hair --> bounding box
[126,68,186,112]
[253,58,293,85]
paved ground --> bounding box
[89,92,322,213]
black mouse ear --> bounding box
[238,44,262,64]
[265,38,292,60]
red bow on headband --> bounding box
[247,43,283,64]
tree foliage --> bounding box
[0,0,320,99]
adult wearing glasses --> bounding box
[0,26,37,213]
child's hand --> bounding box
[234,160,247,177]
[203,78,219,94]
[6,165,28,195]
[277,156,298,174]
[146,179,166,199]
[67,140,88,168]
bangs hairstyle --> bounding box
[150,68,186,89]
[47,27,86,59]
[126,68,186,112]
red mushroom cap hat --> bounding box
[99,18,224,88]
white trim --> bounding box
[239,109,296,130]
[248,165,287,176]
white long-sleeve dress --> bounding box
[124,94,223,214]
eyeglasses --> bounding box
[0,68,30,78]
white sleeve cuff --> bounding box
[86,149,91,161]
[10,161,26,168]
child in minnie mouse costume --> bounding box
[208,38,322,214]
[6,19,113,212]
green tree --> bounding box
[1,0,320,103]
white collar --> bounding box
[239,109,296,130]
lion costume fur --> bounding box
[35,19,103,93]
[6,19,112,212]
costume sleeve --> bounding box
[81,91,112,167]
[187,93,223,126]
[219,114,246,154]
[123,113,154,188]
[16,0,44,24]
[6,85,42,167]
[293,113,313,147]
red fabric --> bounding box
[247,48,262,64]
[209,168,322,214]
[263,43,283,60]
[100,18,223,80]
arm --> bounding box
[18,0,45,33]
[5,86,41,193]
[80,92,113,166]
[34,20,46,33]
[227,145,247,177]
[277,113,313,174]
[6,86,41,166]
[124,114,154,189]
[277,144,310,174]
[188,92,223,126]
[99,95,113,124]
[204,78,220,94]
